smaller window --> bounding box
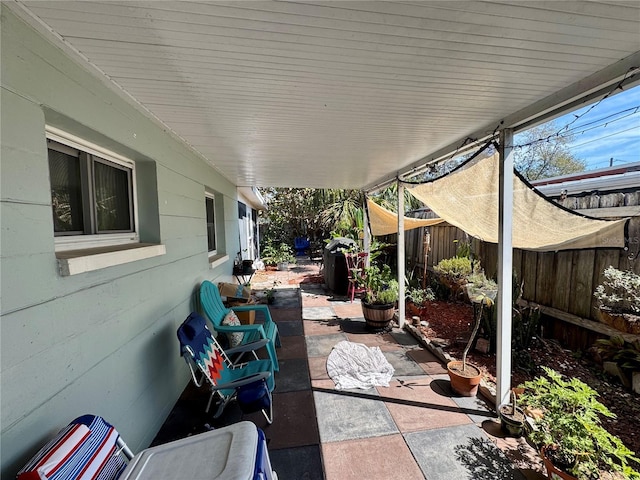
[206,194,217,255]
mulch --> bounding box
[417,300,640,460]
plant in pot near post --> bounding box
[520,367,640,480]
[594,266,640,335]
[360,264,399,332]
[446,283,495,396]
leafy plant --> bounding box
[594,267,640,315]
[520,367,639,479]
[593,336,640,375]
[261,242,296,266]
[406,287,435,307]
[361,264,399,305]
[434,256,475,279]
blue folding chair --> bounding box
[199,280,280,371]
[177,312,275,423]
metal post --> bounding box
[398,182,405,328]
[363,197,371,267]
[497,129,514,409]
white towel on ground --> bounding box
[326,340,395,390]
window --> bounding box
[206,193,217,255]
[46,127,138,251]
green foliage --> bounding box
[594,336,640,374]
[434,256,475,278]
[520,367,639,479]
[261,242,296,266]
[361,264,399,305]
[514,121,586,181]
[453,239,472,259]
[594,266,640,315]
[406,287,435,306]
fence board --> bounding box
[522,251,538,300]
[536,252,556,306]
[551,251,573,312]
[569,249,596,319]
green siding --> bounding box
[0,6,239,477]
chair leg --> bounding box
[261,391,273,425]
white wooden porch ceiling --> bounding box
[14,1,640,189]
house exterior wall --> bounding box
[1,7,238,476]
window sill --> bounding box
[209,254,229,269]
[56,243,166,276]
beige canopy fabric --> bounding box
[408,153,628,251]
[367,199,444,236]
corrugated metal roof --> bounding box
[11,1,640,189]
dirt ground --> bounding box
[416,300,640,461]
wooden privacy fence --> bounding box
[403,208,640,348]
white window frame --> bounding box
[46,126,140,252]
[205,191,218,256]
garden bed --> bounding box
[410,300,640,460]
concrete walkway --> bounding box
[155,260,544,479]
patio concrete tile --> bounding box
[407,348,449,375]
[345,332,405,351]
[383,350,430,376]
[405,423,526,480]
[245,390,319,450]
[303,306,336,320]
[269,445,324,480]
[332,303,365,319]
[390,329,420,346]
[305,333,348,357]
[450,392,497,424]
[307,356,330,381]
[312,377,380,396]
[303,318,343,336]
[481,420,546,479]
[277,335,307,360]
[270,308,302,322]
[322,435,424,480]
[313,388,397,443]
[274,357,311,393]
[275,319,303,337]
[377,378,472,433]
[300,295,332,307]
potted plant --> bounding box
[434,256,477,299]
[498,390,526,437]
[520,367,640,480]
[446,286,493,396]
[406,286,435,316]
[262,243,296,271]
[594,266,640,334]
[360,264,399,332]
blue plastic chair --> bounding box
[177,312,275,423]
[294,236,310,256]
[199,280,280,371]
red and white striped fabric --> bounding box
[17,415,126,480]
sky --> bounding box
[516,84,640,171]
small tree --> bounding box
[514,121,586,181]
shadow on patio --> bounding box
[153,259,545,480]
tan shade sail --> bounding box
[408,153,627,251]
[367,199,444,236]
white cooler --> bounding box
[120,421,277,480]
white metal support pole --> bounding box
[363,196,371,267]
[497,129,514,409]
[398,182,406,328]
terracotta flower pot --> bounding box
[446,360,482,397]
[540,447,578,480]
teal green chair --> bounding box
[199,280,280,371]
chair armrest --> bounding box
[225,338,269,356]
[216,323,267,337]
[210,372,271,391]
[231,304,271,314]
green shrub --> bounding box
[520,367,639,479]
[434,256,475,278]
[594,266,640,315]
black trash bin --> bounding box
[323,237,356,295]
